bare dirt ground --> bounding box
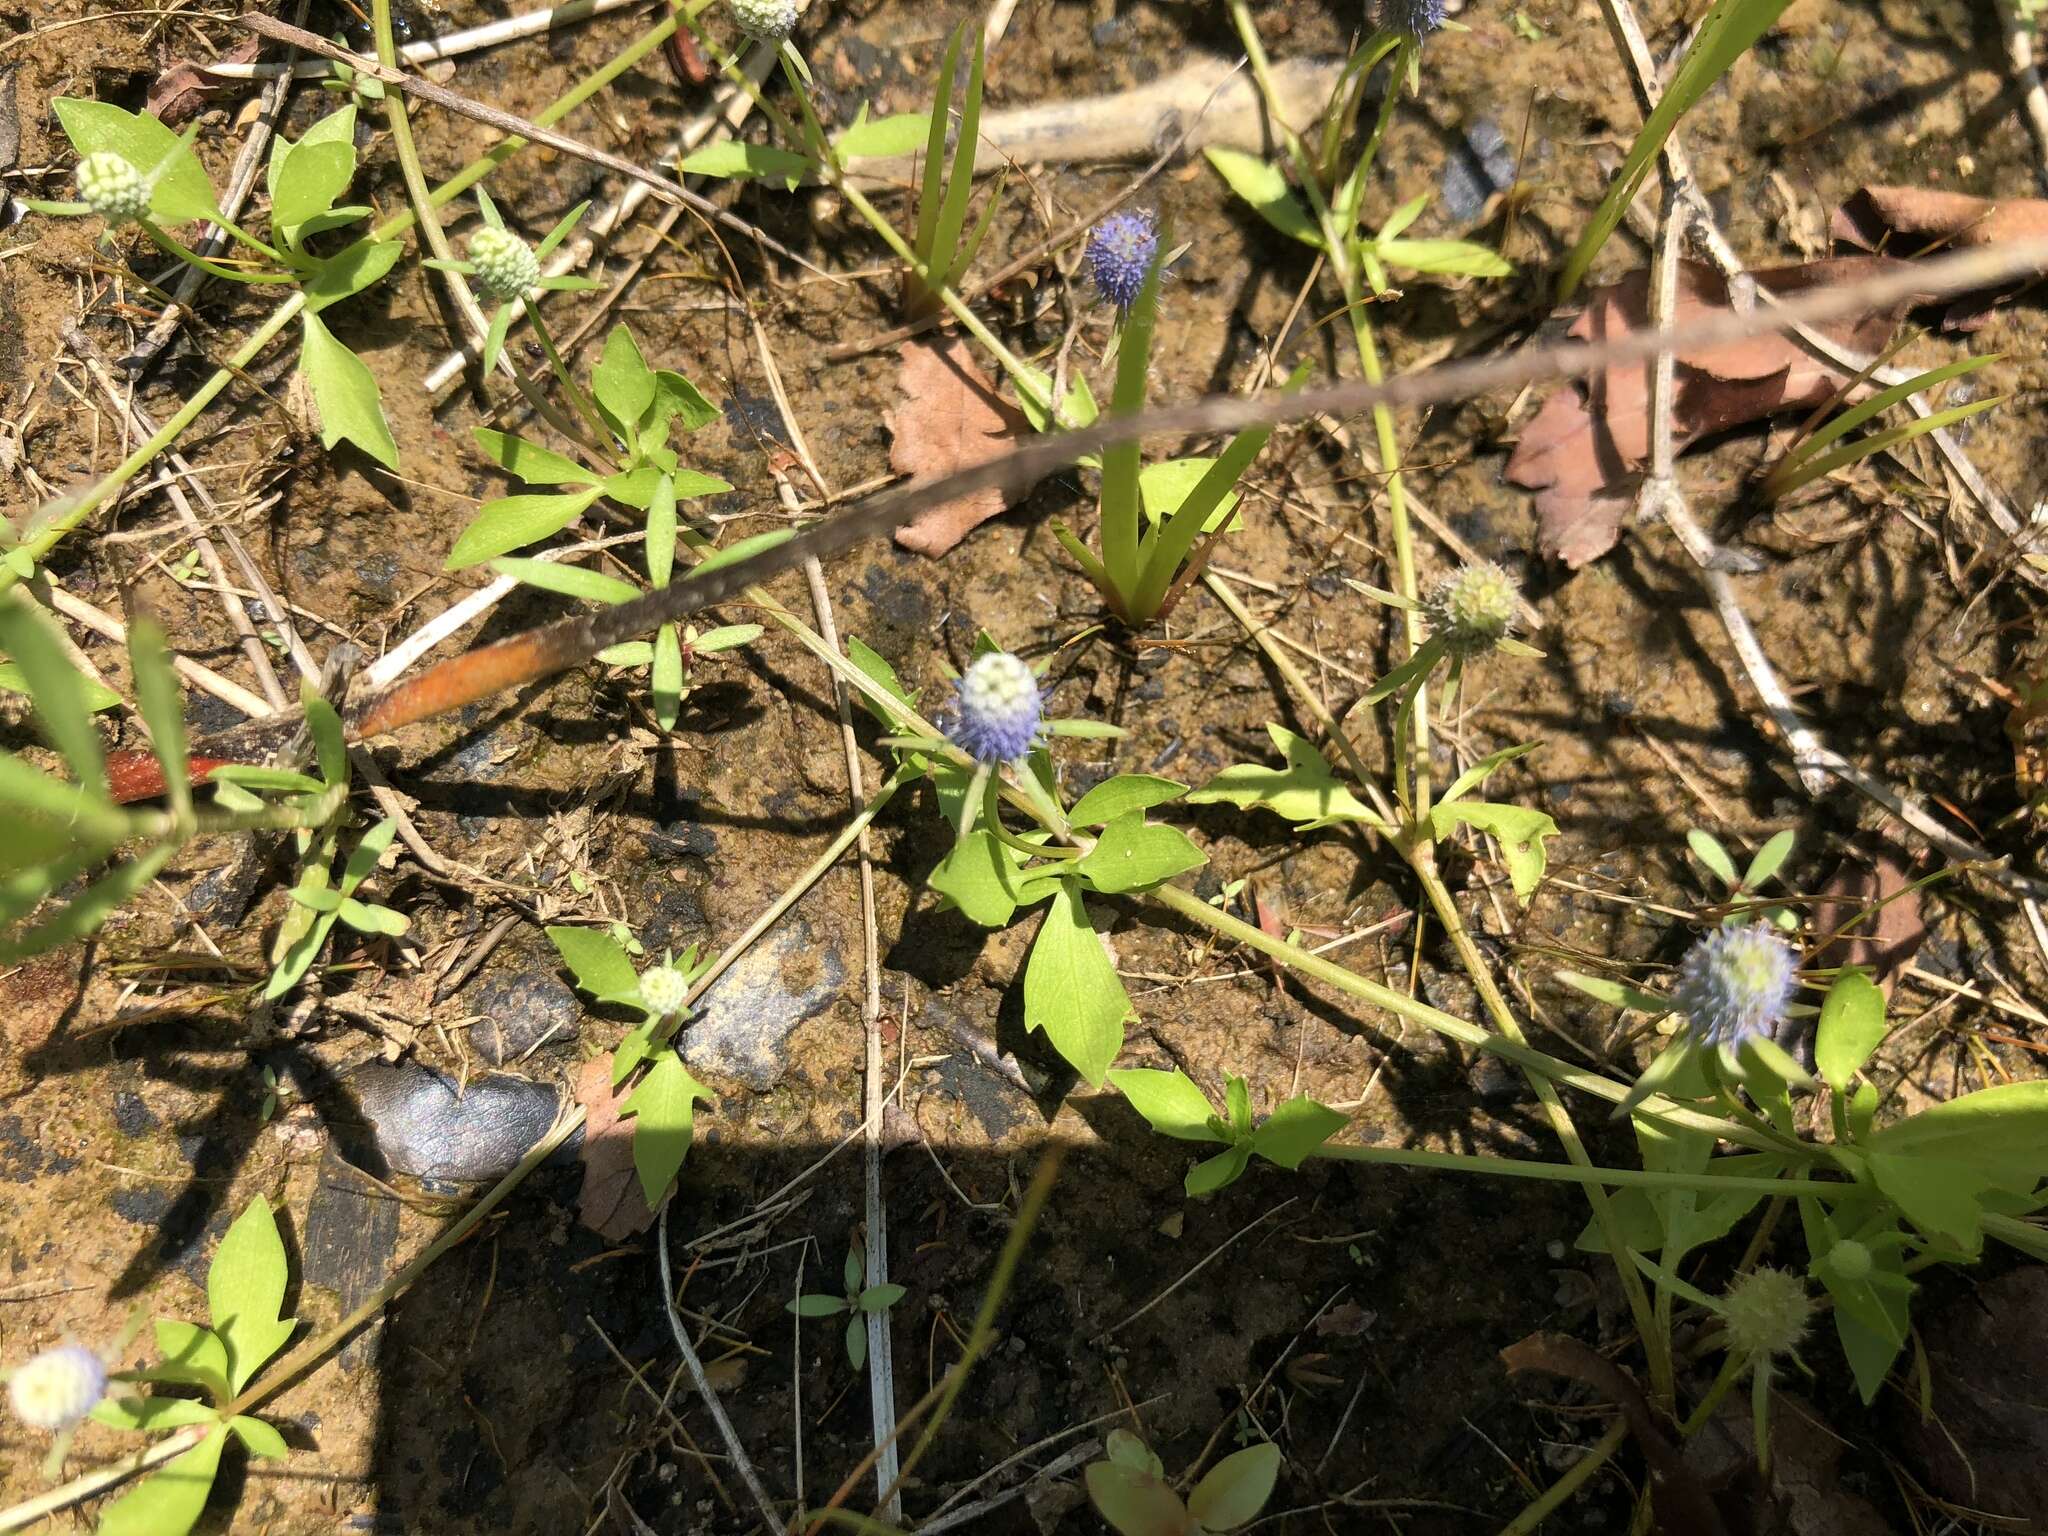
[3,0,2048,1531]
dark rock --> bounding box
[341,1063,578,1184]
[684,916,848,1090]
[112,1091,156,1136]
[1441,118,1517,223]
[463,970,580,1065]
[301,1151,400,1369]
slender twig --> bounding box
[209,0,643,78]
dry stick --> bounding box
[657,1202,787,1534]
[237,13,823,278]
[915,1443,1099,1536]
[209,0,645,78]
[2006,9,2048,197]
[47,585,273,718]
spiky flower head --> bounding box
[1085,211,1159,312]
[468,225,540,304]
[8,1344,106,1430]
[729,0,798,43]
[639,964,689,1019]
[1719,1267,1813,1362]
[1376,0,1447,35]
[1672,924,1796,1049]
[76,151,151,225]
[1421,560,1518,656]
[947,651,1043,766]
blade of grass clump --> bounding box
[925,27,985,294]
[1763,353,2002,500]
[1765,394,2004,502]
[1557,0,1793,301]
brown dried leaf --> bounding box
[149,39,259,127]
[886,335,1029,556]
[1811,848,1925,1000]
[1834,185,2048,329]
[1506,259,1910,568]
[573,1054,656,1240]
[1312,1301,1375,1337]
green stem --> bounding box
[520,297,614,454]
[142,224,297,284]
[1497,1416,1629,1536]
[1317,1141,1848,1199]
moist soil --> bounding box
[2,0,2046,1532]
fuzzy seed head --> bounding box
[1085,211,1159,312]
[1720,1267,1813,1362]
[9,1344,106,1430]
[76,151,150,225]
[1421,561,1518,656]
[639,965,689,1019]
[948,652,1043,765]
[1672,924,1796,1049]
[728,0,798,43]
[468,225,539,304]
[1824,1239,1872,1282]
[1376,0,1446,35]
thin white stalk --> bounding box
[206,0,644,78]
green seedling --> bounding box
[548,925,715,1206]
[1109,1067,1346,1196]
[85,1197,299,1536]
[786,1240,905,1372]
[1086,1431,1281,1536]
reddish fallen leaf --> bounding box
[1506,258,1910,567]
[149,39,259,127]
[1811,848,1926,999]
[1833,185,2048,329]
[885,335,1029,556]
[1312,1301,1376,1337]
[573,1054,656,1240]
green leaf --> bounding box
[1136,456,1241,535]
[1251,1097,1347,1169]
[1109,1068,1226,1144]
[1023,882,1130,1087]
[1,840,176,964]
[1429,800,1557,903]
[846,1311,868,1371]
[621,1051,713,1205]
[926,830,1020,927]
[648,370,719,438]
[95,1424,229,1536]
[0,660,121,712]
[1815,971,1887,1093]
[472,428,600,487]
[1437,743,1541,810]
[1377,236,1514,279]
[1743,829,1797,891]
[336,896,408,935]
[271,140,353,236]
[1011,365,1098,435]
[444,487,602,568]
[204,764,324,794]
[1360,634,1446,706]
[1863,1079,2048,1192]
[592,326,657,436]
[835,110,930,159]
[1187,726,1377,828]
[645,473,678,589]
[692,624,761,653]
[229,1414,289,1459]
[1105,1430,1163,1476]
[858,1283,906,1311]
[148,1321,230,1402]
[304,237,403,312]
[1557,0,1796,300]
[677,141,812,181]
[208,1195,297,1393]
[90,1396,221,1432]
[52,98,221,226]
[1085,1462,1189,1536]
[0,593,108,794]
[598,641,654,667]
[487,558,640,605]
[1187,1442,1280,1532]
[1204,146,1321,247]
[547,924,644,1008]
[788,1293,849,1317]
[1868,1151,1993,1249]
[652,623,683,732]
[1687,829,1740,890]
[1074,812,1206,895]
[1555,970,1670,1014]
[128,614,189,822]
[846,637,918,724]
[688,528,794,577]
[1068,775,1187,828]
[298,312,398,467]
[1186,1143,1253,1197]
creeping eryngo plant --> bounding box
[1051,227,1304,628]
[1565,827,2048,1407]
[29,99,406,471]
[548,925,715,1207]
[1109,1066,1345,1196]
[785,1240,905,1372]
[78,1198,300,1536]
[727,0,799,45]
[423,188,601,369]
[1086,1431,1281,1536]
[0,596,353,962]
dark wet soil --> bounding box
[4,0,2048,1532]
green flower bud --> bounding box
[76,151,151,225]
[1421,560,1519,657]
[1720,1267,1813,1362]
[729,0,798,43]
[468,225,539,304]
[1823,1239,1871,1281]
[639,964,689,1018]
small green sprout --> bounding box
[1086,1431,1280,1536]
[786,1240,904,1372]
[1109,1067,1345,1196]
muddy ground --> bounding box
[2,0,2048,1531]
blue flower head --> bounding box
[1085,211,1159,312]
[947,652,1043,765]
[1672,925,1796,1049]
[1378,0,1446,34]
